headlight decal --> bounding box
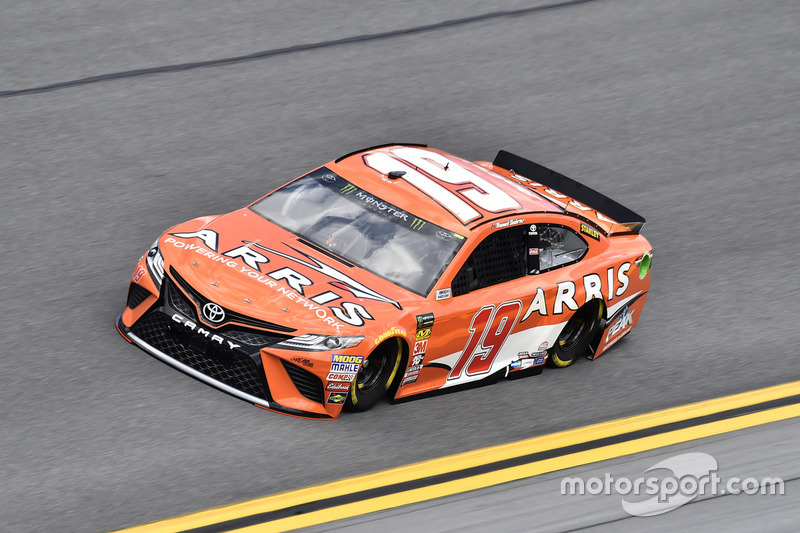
[275,334,363,351]
[146,240,165,289]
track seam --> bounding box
[0,0,597,98]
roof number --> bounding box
[364,147,520,224]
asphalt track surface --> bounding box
[1,0,799,531]
[309,418,800,532]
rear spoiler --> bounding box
[493,150,646,235]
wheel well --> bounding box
[381,337,409,400]
[587,298,607,354]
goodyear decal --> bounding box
[580,223,600,241]
[375,327,406,345]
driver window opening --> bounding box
[452,226,527,296]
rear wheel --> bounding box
[547,301,603,368]
[345,338,402,412]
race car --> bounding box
[116,144,652,419]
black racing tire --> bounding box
[547,300,603,368]
[345,338,403,412]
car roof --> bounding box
[328,145,562,233]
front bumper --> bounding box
[116,275,336,419]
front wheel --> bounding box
[547,301,603,368]
[345,338,402,412]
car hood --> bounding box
[159,209,411,335]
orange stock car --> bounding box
[116,144,652,419]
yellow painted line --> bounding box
[241,403,800,532]
[117,379,800,533]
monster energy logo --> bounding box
[340,184,357,194]
[410,218,426,230]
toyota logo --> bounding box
[202,302,225,323]
[436,230,452,241]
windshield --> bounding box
[251,168,465,295]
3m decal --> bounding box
[580,223,600,240]
[448,300,523,380]
[413,340,428,356]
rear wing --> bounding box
[493,150,646,235]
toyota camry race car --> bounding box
[117,144,652,419]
